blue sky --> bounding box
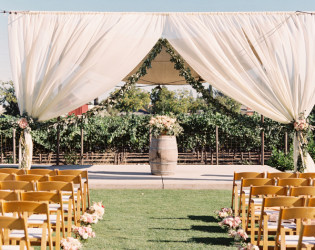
[0,0,314,82]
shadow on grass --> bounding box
[190,237,234,246]
[188,215,218,223]
[150,217,188,220]
[149,227,190,231]
[191,225,225,233]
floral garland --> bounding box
[17,115,33,170]
[215,208,258,249]
[61,201,105,249]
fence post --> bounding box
[261,115,265,165]
[284,132,288,155]
[13,128,16,164]
[56,117,60,166]
[216,126,219,165]
[80,123,84,165]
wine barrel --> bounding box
[149,136,178,176]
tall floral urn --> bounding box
[149,135,178,176]
[148,115,183,176]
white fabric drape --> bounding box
[9,13,164,121]
[164,13,315,124]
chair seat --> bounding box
[49,203,69,211]
[279,235,315,246]
[10,227,48,239]
[28,214,60,224]
[1,246,26,250]
[238,189,250,195]
[246,197,263,204]
[62,195,77,201]
[266,221,296,229]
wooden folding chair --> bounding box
[1,201,53,250]
[307,198,315,207]
[0,168,25,175]
[21,191,65,250]
[27,169,57,176]
[275,207,315,250]
[297,224,315,250]
[37,181,77,235]
[277,178,310,187]
[231,172,265,215]
[57,169,90,210]
[239,178,275,228]
[0,216,32,250]
[246,186,288,244]
[15,174,48,182]
[298,173,315,179]
[267,172,298,180]
[257,196,306,249]
[0,173,15,181]
[48,175,83,217]
[0,181,35,191]
[290,186,315,198]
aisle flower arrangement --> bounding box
[61,201,105,249]
[216,207,258,249]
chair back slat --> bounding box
[277,178,310,187]
[267,172,298,179]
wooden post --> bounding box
[13,128,16,164]
[261,115,265,165]
[80,124,84,165]
[216,126,219,165]
[56,117,60,166]
[285,132,288,155]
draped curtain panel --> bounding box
[9,13,164,121]
[164,13,315,124]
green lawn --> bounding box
[83,189,235,250]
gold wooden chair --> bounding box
[37,181,77,235]
[0,173,15,181]
[297,223,315,250]
[48,175,83,217]
[231,172,265,215]
[0,216,32,250]
[15,174,48,182]
[267,172,298,180]
[275,207,315,250]
[0,168,25,175]
[21,191,65,250]
[290,186,315,198]
[277,178,310,187]
[239,178,275,228]
[0,181,35,191]
[1,201,53,250]
[57,169,90,210]
[246,185,288,244]
[27,169,57,176]
[257,196,306,249]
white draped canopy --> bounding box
[8,11,315,123]
[7,11,315,170]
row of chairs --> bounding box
[0,168,91,250]
[231,171,315,249]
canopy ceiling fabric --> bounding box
[122,45,204,85]
[8,11,315,124]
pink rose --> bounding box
[18,118,28,129]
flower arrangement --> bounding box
[87,201,105,220]
[18,118,29,129]
[238,243,259,250]
[72,225,96,241]
[149,115,183,137]
[229,228,248,241]
[215,207,233,219]
[60,237,82,250]
[218,216,241,229]
[80,212,98,225]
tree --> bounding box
[112,85,151,113]
[215,93,241,113]
[0,81,20,116]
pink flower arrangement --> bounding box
[80,212,98,225]
[149,115,183,137]
[90,201,105,219]
[72,225,96,240]
[218,216,241,229]
[18,118,28,129]
[216,207,233,219]
[238,243,259,250]
[229,228,248,241]
[294,118,309,131]
[60,237,82,250]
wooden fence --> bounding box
[0,150,271,165]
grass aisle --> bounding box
[84,190,234,249]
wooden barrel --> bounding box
[149,136,178,176]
